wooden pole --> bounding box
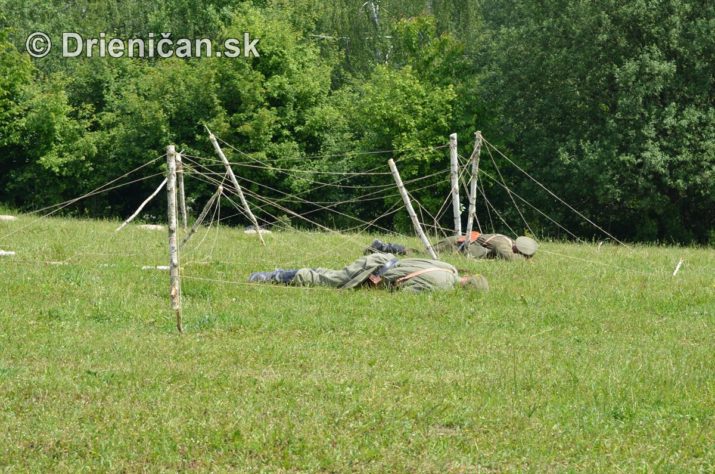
[166,145,183,334]
[388,159,438,260]
[208,131,265,246]
[176,152,188,231]
[449,133,461,237]
[115,178,168,232]
[464,131,483,252]
[180,185,223,249]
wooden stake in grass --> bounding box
[672,258,684,277]
[449,133,462,237]
[388,159,438,260]
[115,178,167,233]
[463,131,483,252]
[207,130,265,246]
[176,152,188,231]
[180,185,223,249]
[166,145,183,334]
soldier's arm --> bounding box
[491,238,523,261]
[434,236,459,253]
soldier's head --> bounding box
[513,236,538,258]
[459,274,489,292]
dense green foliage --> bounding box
[0,0,713,242]
[1,213,714,470]
[481,0,715,242]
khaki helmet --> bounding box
[460,274,489,291]
[515,236,538,257]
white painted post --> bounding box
[449,133,461,236]
[166,145,183,333]
[463,131,483,251]
[388,159,438,260]
[115,178,168,232]
[180,185,223,249]
[208,131,265,246]
[176,152,188,231]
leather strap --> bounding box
[396,267,455,285]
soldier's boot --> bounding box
[248,271,277,283]
[273,269,298,284]
[365,239,407,255]
[382,241,407,255]
[249,269,299,284]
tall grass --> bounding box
[1,213,713,471]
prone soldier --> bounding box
[248,252,489,293]
[369,233,538,261]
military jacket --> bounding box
[292,254,460,292]
[293,252,393,289]
[382,258,460,292]
[475,234,525,261]
[433,235,489,259]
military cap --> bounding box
[460,275,489,291]
[515,236,538,256]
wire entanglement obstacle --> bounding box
[2,127,663,333]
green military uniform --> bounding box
[474,233,526,261]
[433,235,489,259]
[293,252,393,289]
[367,234,536,261]
[292,253,461,292]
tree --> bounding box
[480,0,715,242]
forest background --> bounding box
[1,0,713,243]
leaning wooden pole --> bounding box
[176,152,188,231]
[180,185,223,249]
[449,133,461,236]
[208,131,265,246]
[463,131,483,252]
[388,159,438,260]
[115,178,167,232]
[166,145,183,334]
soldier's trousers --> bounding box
[292,268,351,288]
[291,255,374,288]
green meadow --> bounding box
[0,213,713,472]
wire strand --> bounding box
[481,138,628,247]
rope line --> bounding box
[481,138,628,247]
[433,162,471,233]
[458,153,487,233]
[184,158,422,208]
[482,147,536,237]
[182,153,398,190]
[184,157,447,234]
[478,168,583,242]
[218,192,373,262]
[183,153,447,194]
[184,154,393,176]
[181,274,343,292]
[538,249,669,276]
[23,154,165,216]
[189,167,398,234]
[0,170,166,244]
[476,176,518,236]
[215,135,449,163]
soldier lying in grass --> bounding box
[367,233,538,261]
[248,253,489,292]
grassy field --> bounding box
[0,211,713,472]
